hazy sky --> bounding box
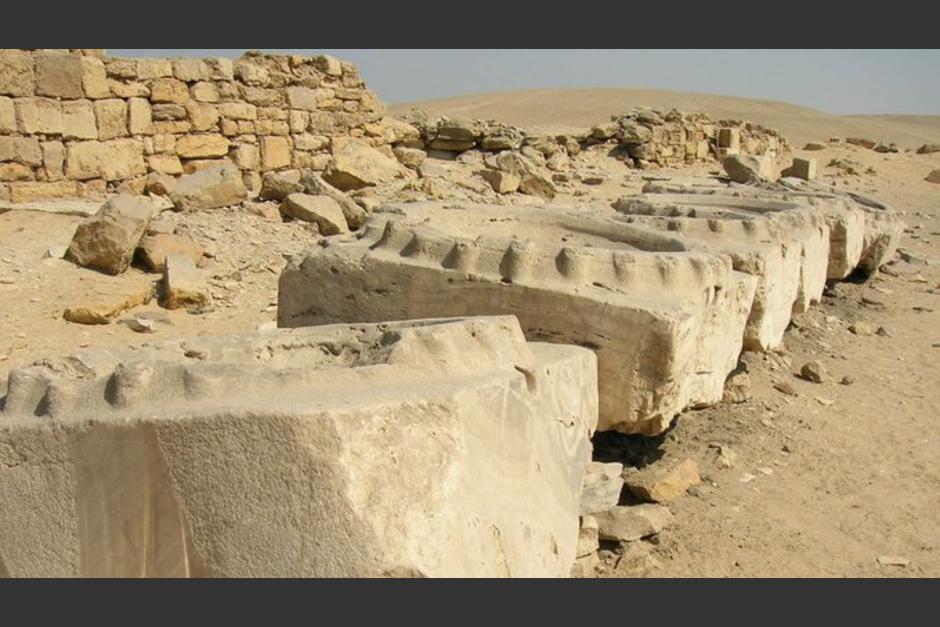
[111,49,940,115]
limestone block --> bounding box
[0,316,597,577]
[162,254,211,309]
[128,98,153,135]
[176,134,230,159]
[80,57,111,99]
[42,141,65,180]
[94,99,129,140]
[614,193,831,350]
[15,98,62,135]
[286,87,318,111]
[260,136,290,171]
[278,202,757,435]
[280,193,349,234]
[0,50,35,97]
[191,82,220,103]
[0,137,43,166]
[0,163,33,182]
[136,59,173,80]
[169,163,247,211]
[65,194,155,275]
[323,139,406,190]
[186,102,220,132]
[150,78,190,104]
[171,58,209,82]
[34,53,84,99]
[65,139,146,181]
[148,154,183,175]
[0,96,15,133]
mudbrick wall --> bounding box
[0,49,390,203]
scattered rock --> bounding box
[840,376,856,386]
[162,254,211,310]
[723,370,751,403]
[323,140,405,191]
[722,154,775,184]
[281,193,349,235]
[66,194,156,275]
[258,170,304,201]
[136,233,205,273]
[480,169,520,194]
[624,458,701,502]
[63,284,154,325]
[580,461,625,515]
[877,555,910,567]
[127,316,156,333]
[612,541,661,576]
[875,326,891,337]
[740,473,756,484]
[799,360,828,384]
[715,445,738,469]
[243,201,282,222]
[898,250,929,266]
[803,142,826,151]
[780,157,816,181]
[392,146,427,169]
[595,504,674,542]
[46,245,68,259]
[144,172,177,197]
[300,172,369,229]
[849,322,874,336]
[169,164,248,212]
[924,170,940,184]
[773,380,799,397]
[576,515,599,558]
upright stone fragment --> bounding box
[162,254,211,309]
[65,194,155,275]
[0,316,598,577]
[278,202,757,435]
[323,140,405,190]
[280,193,349,234]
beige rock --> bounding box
[150,78,190,104]
[94,99,129,140]
[191,81,220,103]
[926,169,940,185]
[481,169,521,194]
[138,233,204,273]
[80,57,111,99]
[803,142,826,151]
[595,505,674,542]
[128,98,153,135]
[393,146,427,169]
[576,516,600,559]
[7,181,80,202]
[846,137,876,149]
[624,459,701,502]
[580,462,624,515]
[35,53,84,99]
[108,80,149,99]
[260,136,291,171]
[718,127,741,150]
[495,151,555,199]
[61,100,99,140]
[0,163,33,182]
[205,58,234,81]
[186,102,220,132]
[0,316,596,577]
[171,58,209,82]
[144,171,177,196]
[0,50,35,97]
[15,98,62,135]
[66,194,156,275]
[722,154,775,183]
[782,157,816,181]
[323,140,405,190]
[0,96,15,133]
[281,193,349,235]
[62,284,154,325]
[286,86,318,111]
[147,154,183,175]
[300,171,369,229]
[169,163,247,211]
[136,59,173,80]
[259,170,303,201]
[41,141,65,181]
[162,254,211,310]
[218,102,257,120]
[176,134,230,159]
[65,139,146,181]
[0,137,42,166]
[233,144,260,171]
[278,202,757,435]
[723,370,751,403]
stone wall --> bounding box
[0,49,388,203]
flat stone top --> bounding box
[372,201,689,254]
[1,316,574,422]
[615,193,807,220]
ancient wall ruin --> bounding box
[0,49,389,203]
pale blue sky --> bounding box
[110,49,940,115]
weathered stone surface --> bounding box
[278,202,757,435]
[916,143,940,155]
[393,146,427,169]
[7,181,80,202]
[614,193,831,350]
[35,54,84,99]
[0,96,15,133]
[176,134,230,159]
[150,77,190,104]
[62,284,154,325]
[0,137,42,166]
[144,171,176,196]
[169,163,247,211]
[580,462,624,515]
[0,163,33,182]
[162,254,211,309]
[42,141,65,181]
[926,169,940,185]
[81,57,111,99]
[782,157,816,181]
[137,233,204,272]
[495,151,556,199]
[323,140,404,190]
[15,98,62,135]
[65,139,146,182]
[61,100,99,140]
[300,171,369,229]
[94,99,128,140]
[595,505,674,542]
[624,459,701,502]
[481,169,521,194]
[722,154,775,184]
[0,316,597,577]
[259,170,304,201]
[260,136,291,171]
[147,154,183,175]
[0,51,35,97]
[281,193,349,235]
[66,194,156,275]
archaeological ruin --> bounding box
[0,49,907,578]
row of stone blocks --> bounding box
[0,191,901,577]
[278,192,902,435]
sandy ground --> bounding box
[1,92,939,578]
[391,88,940,149]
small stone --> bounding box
[799,360,828,384]
[877,555,910,567]
[773,381,799,397]
[840,376,856,386]
[723,370,751,403]
[162,254,211,310]
[849,322,874,336]
[740,473,756,484]
[576,515,599,558]
[580,461,624,515]
[169,164,248,212]
[281,193,349,235]
[875,326,891,337]
[137,233,205,273]
[624,458,701,502]
[66,195,155,275]
[594,504,673,542]
[127,316,156,333]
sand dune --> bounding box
[391,88,940,148]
